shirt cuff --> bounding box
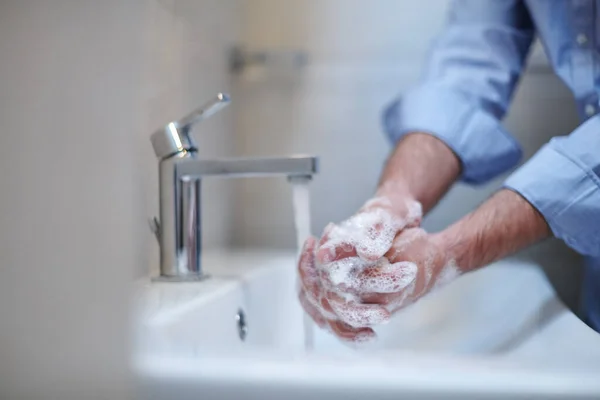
[504,143,600,257]
[383,84,522,184]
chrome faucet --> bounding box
[149,93,318,281]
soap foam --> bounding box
[320,198,420,263]
[405,200,423,227]
[432,259,460,290]
[325,256,364,288]
[330,208,399,261]
[358,259,418,294]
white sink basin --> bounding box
[134,250,600,399]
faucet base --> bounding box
[151,273,210,283]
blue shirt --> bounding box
[383,0,600,331]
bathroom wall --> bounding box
[0,0,239,397]
[232,1,582,307]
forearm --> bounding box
[377,132,461,213]
[434,189,551,272]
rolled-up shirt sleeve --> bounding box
[383,0,535,184]
[505,118,600,257]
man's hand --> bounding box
[297,190,424,343]
[298,236,385,343]
[298,228,459,342]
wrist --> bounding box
[375,181,418,206]
[371,182,422,226]
[377,132,460,214]
[430,189,552,273]
[430,224,473,273]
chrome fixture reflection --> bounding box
[150,93,318,281]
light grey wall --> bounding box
[0,0,239,397]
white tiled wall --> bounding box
[0,0,239,397]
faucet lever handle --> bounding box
[176,93,231,131]
[150,93,231,159]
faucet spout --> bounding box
[175,156,318,180]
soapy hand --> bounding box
[298,236,384,342]
[297,191,421,343]
[315,192,422,265]
[298,215,460,342]
[296,193,428,343]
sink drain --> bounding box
[236,309,247,341]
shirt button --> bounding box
[576,33,588,45]
[585,103,596,116]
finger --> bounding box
[356,260,418,294]
[355,227,393,262]
[298,289,328,329]
[328,320,376,343]
[402,200,423,228]
[297,236,320,299]
[298,279,338,321]
[319,295,339,320]
[360,292,399,305]
[385,228,429,259]
[326,291,390,328]
[316,243,358,265]
[299,288,376,342]
[354,210,399,262]
[360,196,393,211]
[317,256,363,292]
[405,214,422,228]
[316,224,358,264]
[317,206,404,264]
[385,229,433,300]
[360,287,416,315]
[303,287,338,321]
[318,223,335,246]
[382,229,450,311]
[364,196,423,228]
